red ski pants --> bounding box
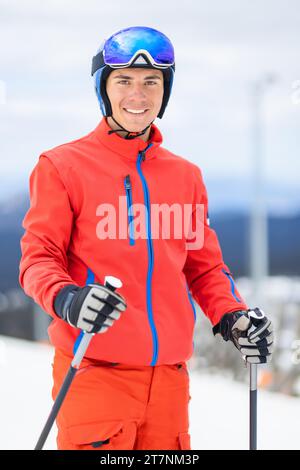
[52,348,192,450]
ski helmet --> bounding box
[91,26,175,120]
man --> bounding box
[19,26,273,450]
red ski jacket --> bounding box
[19,117,248,365]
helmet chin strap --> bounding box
[107,116,154,140]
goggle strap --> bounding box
[91,52,105,76]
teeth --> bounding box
[125,108,147,114]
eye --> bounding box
[116,80,158,86]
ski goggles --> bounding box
[91,26,175,75]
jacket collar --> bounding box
[93,117,163,161]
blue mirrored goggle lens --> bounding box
[103,27,174,66]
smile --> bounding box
[123,108,149,115]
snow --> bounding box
[189,372,300,450]
[0,335,299,450]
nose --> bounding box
[128,82,147,98]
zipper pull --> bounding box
[138,142,153,163]
[125,174,131,189]
[139,150,146,162]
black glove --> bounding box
[213,307,274,364]
[54,283,127,334]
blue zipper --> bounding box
[73,267,95,354]
[185,282,196,355]
[222,269,242,303]
[124,174,135,246]
[136,144,158,366]
[186,282,197,323]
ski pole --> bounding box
[34,275,122,450]
[249,363,257,450]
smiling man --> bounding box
[106,68,164,141]
[19,26,273,451]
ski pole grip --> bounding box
[72,276,123,366]
[104,275,123,291]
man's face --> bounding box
[106,67,164,131]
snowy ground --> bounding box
[0,335,299,450]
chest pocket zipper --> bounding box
[124,174,135,246]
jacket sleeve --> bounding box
[19,154,78,318]
[183,165,248,327]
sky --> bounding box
[0,0,299,211]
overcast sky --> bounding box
[0,0,299,211]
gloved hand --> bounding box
[54,283,127,334]
[213,307,274,364]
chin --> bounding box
[125,125,146,132]
[121,119,153,132]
